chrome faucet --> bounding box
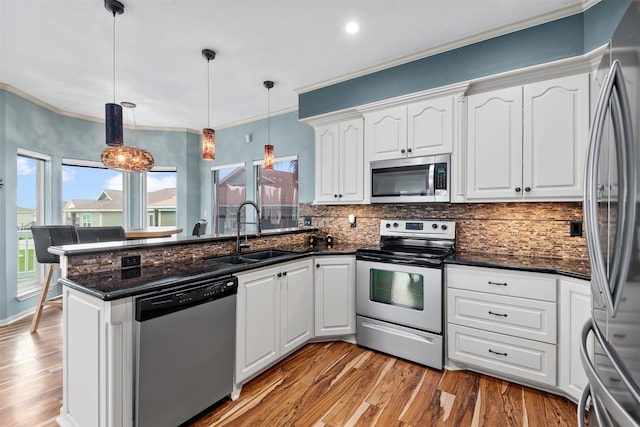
[236,200,261,254]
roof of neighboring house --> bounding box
[64,188,177,212]
[17,206,35,214]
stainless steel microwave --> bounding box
[370,154,450,203]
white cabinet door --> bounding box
[235,266,280,383]
[314,124,340,203]
[523,74,589,199]
[314,256,356,337]
[558,278,591,402]
[466,86,523,200]
[338,118,364,202]
[366,106,407,161]
[408,96,454,156]
[280,259,314,355]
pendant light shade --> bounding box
[202,49,216,160]
[105,103,123,146]
[101,102,154,172]
[202,128,215,160]
[263,80,275,170]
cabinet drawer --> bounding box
[447,288,557,344]
[448,324,557,386]
[446,265,556,302]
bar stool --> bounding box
[30,225,78,334]
[192,219,207,236]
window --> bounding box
[212,163,246,235]
[62,159,123,227]
[146,169,177,226]
[255,156,298,231]
[17,150,48,295]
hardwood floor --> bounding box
[0,308,581,427]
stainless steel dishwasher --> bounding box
[134,276,237,427]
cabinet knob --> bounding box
[334,194,338,198]
[515,187,521,193]
[525,187,531,192]
[277,272,282,278]
[316,264,320,268]
[282,271,287,277]
[407,148,412,153]
[339,194,343,198]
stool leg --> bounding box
[30,264,57,334]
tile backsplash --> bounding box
[300,202,587,260]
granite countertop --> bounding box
[61,244,358,301]
[445,251,591,281]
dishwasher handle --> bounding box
[135,276,238,322]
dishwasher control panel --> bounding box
[135,276,238,322]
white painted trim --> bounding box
[17,147,52,161]
[149,166,177,173]
[62,158,104,168]
[356,82,471,113]
[295,0,599,94]
[253,154,298,166]
[210,162,246,172]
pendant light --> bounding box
[104,0,124,146]
[101,102,154,172]
[100,0,154,173]
[263,80,275,171]
[202,49,216,160]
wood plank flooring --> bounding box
[0,308,582,427]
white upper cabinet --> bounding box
[365,96,454,162]
[466,73,589,201]
[314,117,364,204]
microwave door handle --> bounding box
[608,61,637,316]
[428,163,435,196]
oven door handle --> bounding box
[356,253,393,263]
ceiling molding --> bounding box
[295,0,597,95]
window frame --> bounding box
[253,155,299,232]
[211,162,246,236]
[145,166,178,228]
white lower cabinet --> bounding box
[58,287,134,427]
[314,255,356,337]
[446,265,558,388]
[558,277,591,401]
[235,259,314,385]
[447,264,592,401]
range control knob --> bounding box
[441,224,448,230]
[393,222,399,228]
[432,223,438,229]
[385,223,391,229]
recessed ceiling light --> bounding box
[345,21,359,34]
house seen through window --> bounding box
[256,156,298,231]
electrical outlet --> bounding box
[304,217,312,226]
[570,221,583,237]
[122,255,141,267]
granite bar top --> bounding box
[61,244,358,301]
[445,251,591,281]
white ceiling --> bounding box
[0,0,588,131]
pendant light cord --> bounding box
[207,58,211,128]
[112,10,116,103]
[267,86,271,145]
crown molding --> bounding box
[295,0,598,95]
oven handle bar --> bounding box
[356,252,440,267]
[361,321,434,344]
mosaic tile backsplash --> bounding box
[299,202,587,260]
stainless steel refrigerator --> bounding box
[581,1,640,426]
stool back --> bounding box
[30,225,78,265]
[76,226,126,243]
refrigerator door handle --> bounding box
[580,319,640,426]
[584,60,637,315]
[608,61,637,315]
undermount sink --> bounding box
[212,254,259,265]
[239,249,296,261]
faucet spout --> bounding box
[236,200,261,254]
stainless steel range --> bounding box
[356,219,455,369]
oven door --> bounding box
[356,258,442,333]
